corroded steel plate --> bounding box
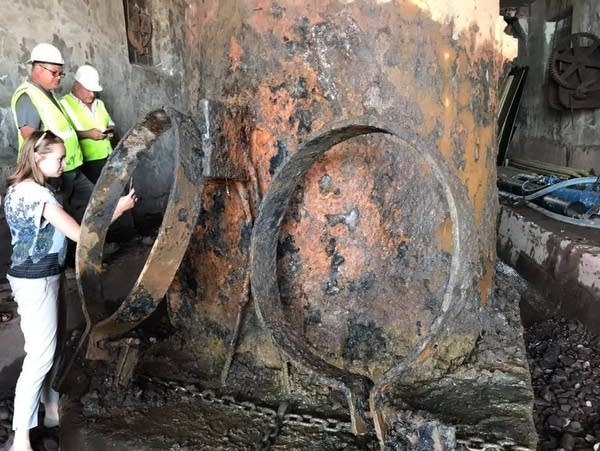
[82,108,205,360]
[250,118,475,438]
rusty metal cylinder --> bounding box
[167,0,511,440]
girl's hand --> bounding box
[112,189,137,221]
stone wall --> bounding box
[509,0,600,172]
[0,0,187,215]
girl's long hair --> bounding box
[7,130,64,187]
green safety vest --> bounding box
[11,81,83,172]
[60,94,113,162]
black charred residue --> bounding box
[216,267,246,306]
[269,140,287,175]
[277,234,299,256]
[331,252,345,272]
[212,189,226,215]
[343,319,386,361]
[238,222,252,252]
[285,184,304,222]
[202,317,230,340]
[204,224,228,257]
[116,295,154,323]
[325,237,336,257]
[319,174,333,195]
[395,241,409,262]
[291,105,312,134]
[177,208,188,222]
[178,258,198,294]
[324,278,340,296]
[290,77,309,99]
[202,189,229,257]
[277,234,300,303]
[347,272,375,294]
[304,304,322,326]
[471,60,492,126]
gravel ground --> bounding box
[525,317,600,451]
[1,305,599,450]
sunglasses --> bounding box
[38,64,65,78]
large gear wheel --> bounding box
[550,32,600,90]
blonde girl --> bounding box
[4,130,135,451]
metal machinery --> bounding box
[549,32,600,110]
[58,1,539,449]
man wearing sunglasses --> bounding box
[10,42,92,227]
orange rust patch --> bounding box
[458,118,494,225]
[457,81,473,108]
[229,38,244,72]
[414,344,434,365]
[249,126,276,196]
[477,260,494,306]
[435,217,454,254]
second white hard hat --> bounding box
[74,65,103,92]
[28,43,64,65]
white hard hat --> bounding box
[74,65,103,92]
[28,43,64,65]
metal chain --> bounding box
[255,401,289,451]
[142,377,354,441]
[457,438,534,451]
[142,376,533,451]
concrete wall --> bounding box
[509,0,600,172]
[0,0,187,218]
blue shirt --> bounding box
[4,181,66,278]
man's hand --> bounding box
[78,128,108,140]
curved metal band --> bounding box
[250,118,474,437]
[75,107,204,360]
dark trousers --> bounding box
[60,169,94,224]
[81,158,107,184]
[59,169,93,266]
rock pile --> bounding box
[525,317,600,451]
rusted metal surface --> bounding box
[54,109,176,388]
[250,121,389,434]
[107,337,141,387]
[148,1,536,448]
[194,99,249,180]
[250,117,477,441]
[82,108,204,361]
[52,107,205,388]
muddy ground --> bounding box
[1,264,599,450]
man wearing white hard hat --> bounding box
[10,43,93,224]
[61,65,116,183]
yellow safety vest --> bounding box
[60,94,113,162]
[11,81,83,172]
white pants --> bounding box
[7,274,60,430]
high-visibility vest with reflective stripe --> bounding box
[11,82,83,172]
[60,94,113,162]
